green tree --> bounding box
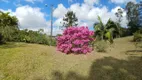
[94,16,120,44]
[126,2,139,34]
[0,11,18,41]
[115,8,123,23]
[63,11,78,28]
[115,8,129,37]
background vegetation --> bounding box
[0,11,56,46]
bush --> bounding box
[133,30,142,42]
[95,41,107,52]
[51,38,56,46]
[47,37,56,46]
[57,26,94,54]
[11,29,50,45]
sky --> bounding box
[0,0,141,35]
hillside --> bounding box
[0,36,142,80]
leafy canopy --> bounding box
[62,11,78,28]
[94,16,120,44]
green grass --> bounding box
[52,56,142,80]
[0,42,54,80]
[0,37,142,80]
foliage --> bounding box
[0,11,18,28]
[94,16,120,44]
[0,11,18,41]
[95,41,107,52]
[48,37,56,46]
[62,11,78,28]
[115,8,123,23]
[11,29,50,45]
[57,26,94,54]
[115,8,130,37]
[56,34,62,36]
[126,2,140,34]
[138,1,142,26]
[0,11,52,45]
[119,27,131,37]
[126,2,139,24]
[51,38,57,46]
[128,21,140,34]
[133,30,142,42]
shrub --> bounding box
[11,29,50,45]
[95,41,107,52]
[57,26,94,54]
[47,37,56,46]
[133,30,142,42]
[51,38,56,46]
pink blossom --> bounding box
[57,26,94,54]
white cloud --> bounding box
[53,18,63,27]
[25,0,43,3]
[52,27,63,35]
[53,3,128,29]
[88,6,112,24]
[14,3,23,7]
[12,5,52,35]
[111,6,128,27]
[53,4,68,18]
[13,0,23,7]
[0,5,62,36]
[110,0,136,4]
[0,1,129,36]
[70,3,91,20]
[15,6,47,29]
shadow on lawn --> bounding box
[52,56,142,80]
[0,42,26,49]
[126,50,142,53]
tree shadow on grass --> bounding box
[52,71,87,80]
[125,50,142,55]
[0,42,26,49]
[126,50,142,53]
[52,56,142,80]
[88,56,142,80]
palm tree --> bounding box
[94,16,120,44]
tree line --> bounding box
[0,1,142,45]
[0,11,56,45]
[62,1,142,43]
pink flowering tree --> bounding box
[57,26,94,54]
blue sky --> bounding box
[0,0,141,35]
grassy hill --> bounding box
[0,36,142,80]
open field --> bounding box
[0,36,142,80]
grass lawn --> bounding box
[0,36,142,80]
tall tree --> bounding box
[63,11,78,28]
[126,2,139,34]
[138,1,142,28]
[115,8,123,23]
[115,8,128,37]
